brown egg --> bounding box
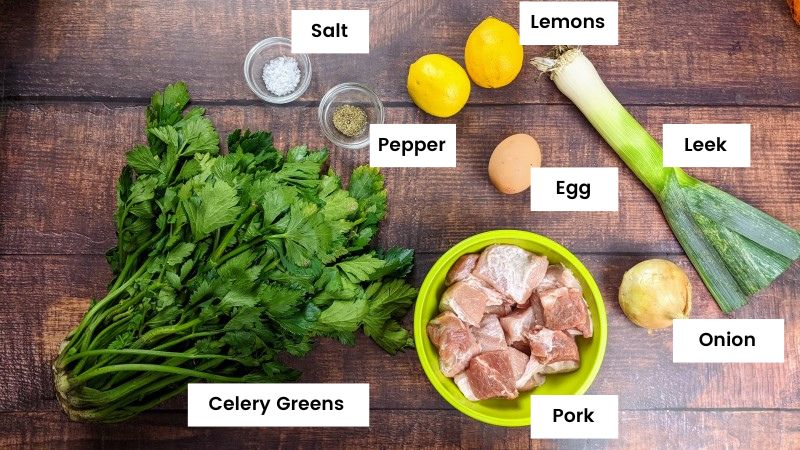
[488,134,542,194]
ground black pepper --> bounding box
[332,104,368,138]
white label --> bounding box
[673,319,784,363]
[291,10,369,54]
[369,124,456,168]
[519,2,619,45]
[531,395,618,439]
[187,383,369,427]
[662,124,751,167]
[530,167,618,211]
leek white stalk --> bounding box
[533,47,800,313]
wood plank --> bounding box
[2,253,796,413]
[2,1,797,447]
[610,410,800,450]
[0,410,533,449]
[2,103,798,255]
[2,1,799,105]
[1,409,798,449]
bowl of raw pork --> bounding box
[414,230,607,427]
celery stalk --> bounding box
[533,47,800,313]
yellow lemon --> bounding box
[407,54,471,118]
[465,17,523,88]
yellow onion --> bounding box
[618,259,691,329]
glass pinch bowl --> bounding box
[318,83,384,150]
[244,37,311,104]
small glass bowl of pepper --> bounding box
[318,83,384,150]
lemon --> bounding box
[407,54,471,118]
[464,17,523,88]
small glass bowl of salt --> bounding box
[244,37,311,104]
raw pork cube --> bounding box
[485,303,512,317]
[506,347,528,378]
[528,295,545,327]
[506,347,545,391]
[427,312,480,377]
[446,254,480,286]
[526,328,580,374]
[472,245,548,304]
[463,277,506,312]
[461,350,518,400]
[472,315,507,353]
[538,287,593,338]
[438,280,488,327]
[453,372,478,401]
[517,358,546,391]
[537,264,582,293]
[499,304,544,348]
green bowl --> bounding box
[414,230,607,427]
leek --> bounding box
[532,47,800,313]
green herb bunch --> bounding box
[53,83,417,422]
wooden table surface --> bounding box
[1,1,799,448]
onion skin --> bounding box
[618,259,692,329]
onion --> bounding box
[618,259,692,329]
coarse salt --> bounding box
[262,56,301,97]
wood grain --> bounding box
[2,253,796,413]
[1,409,798,449]
[2,103,798,255]
[2,1,799,446]
[1,1,799,106]
[0,410,532,449]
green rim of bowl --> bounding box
[413,230,607,427]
